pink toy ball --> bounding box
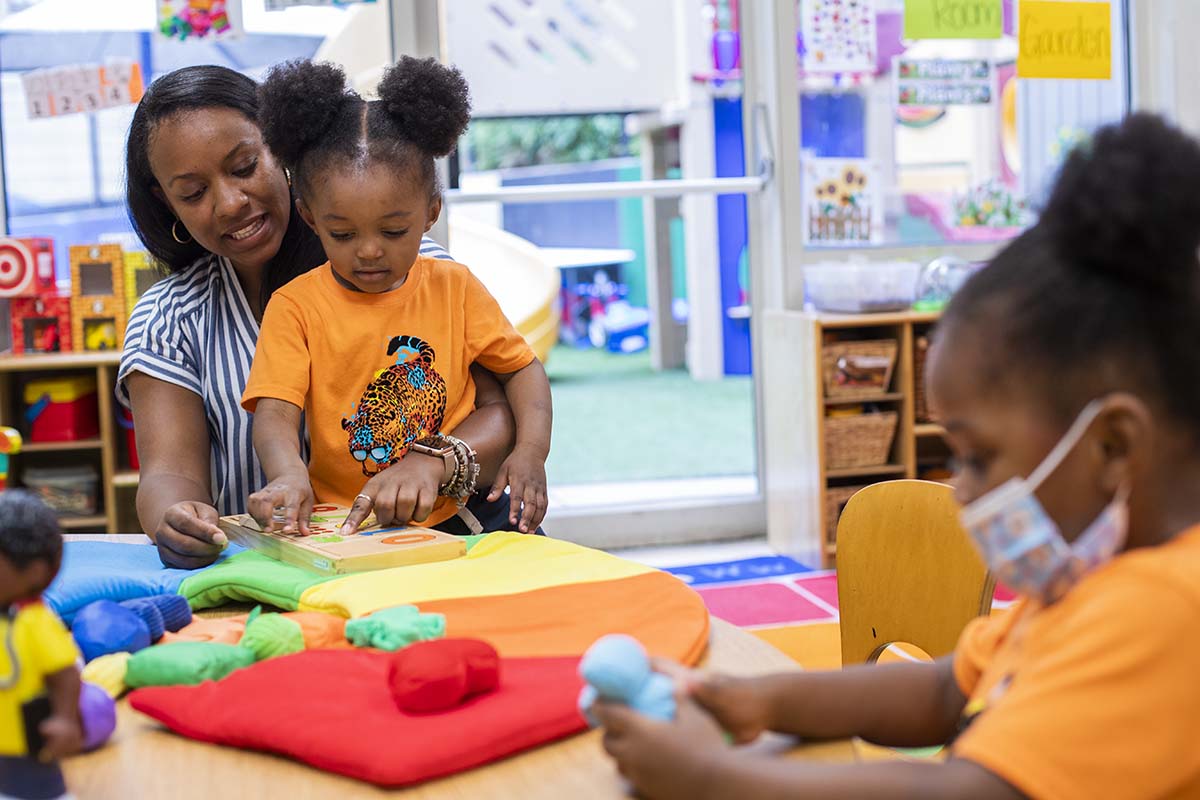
[79,681,117,752]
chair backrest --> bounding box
[836,480,995,667]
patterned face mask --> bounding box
[959,401,1129,605]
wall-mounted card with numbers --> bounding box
[20,60,144,121]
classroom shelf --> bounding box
[764,309,947,567]
[0,351,130,532]
[23,438,105,452]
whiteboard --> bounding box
[444,0,680,117]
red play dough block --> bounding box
[129,648,586,787]
[389,639,500,713]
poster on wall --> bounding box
[21,60,145,120]
[157,0,244,41]
[801,0,878,74]
[1016,0,1111,80]
[802,157,883,246]
[264,0,374,8]
[895,58,993,106]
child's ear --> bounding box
[424,196,443,232]
[296,199,318,232]
[1097,393,1149,494]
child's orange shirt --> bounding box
[242,258,535,526]
[951,525,1200,800]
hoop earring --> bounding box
[172,219,192,244]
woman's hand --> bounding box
[593,696,729,800]
[339,453,447,535]
[248,470,315,535]
[487,445,548,532]
[155,500,228,569]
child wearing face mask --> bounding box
[593,114,1200,800]
[0,491,84,800]
[242,58,552,538]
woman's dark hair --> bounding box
[0,490,62,570]
[124,65,326,305]
[942,113,1200,431]
[257,56,470,203]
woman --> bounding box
[119,65,517,569]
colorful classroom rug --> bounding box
[666,556,1016,671]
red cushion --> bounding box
[129,648,586,787]
[388,639,500,713]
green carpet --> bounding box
[545,345,756,485]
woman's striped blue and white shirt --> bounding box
[116,238,452,516]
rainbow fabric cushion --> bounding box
[58,533,710,784]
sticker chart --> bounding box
[218,504,467,575]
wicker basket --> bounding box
[824,484,866,546]
[822,340,898,399]
[825,411,899,470]
[914,335,931,422]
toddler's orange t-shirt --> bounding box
[242,257,535,526]
[951,526,1200,800]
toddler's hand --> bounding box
[487,447,547,533]
[341,452,444,534]
[248,471,315,535]
[38,714,83,762]
[686,672,773,744]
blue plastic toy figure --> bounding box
[0,490,85,800]
[578,634,675,727]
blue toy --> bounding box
[120,597,165,642]
[71,600,151,663]
[577,634,675,727]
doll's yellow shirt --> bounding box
[0,600,79,755]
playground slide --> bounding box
[446,216,560,363]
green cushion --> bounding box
[178,551,333,611]
[126,642,257,688]
[240,609,305,661]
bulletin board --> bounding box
[443,0,678,117]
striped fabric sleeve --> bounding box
[116,269,206,410]
[419,237,452,260]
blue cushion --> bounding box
[45,541,242,624]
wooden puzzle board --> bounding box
[218,504,466,575]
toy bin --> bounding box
[23,375,99,443]
[22,465,99,516]
[118,407,139,470]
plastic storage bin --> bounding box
[23,465,99,516]
[805,261,920,313]
[23,375,99,443]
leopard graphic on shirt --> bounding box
[342,335,447,476]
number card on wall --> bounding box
[20,60,145,121]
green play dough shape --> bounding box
[179,551,334,610]
[344,605,445,651]
[125,642,257,688]
[239,609,305,661]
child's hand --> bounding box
[593,695,729,800]
[340,452,445,534]
[686,672,773,745]
[248,470,315,535]
[487,446,548,533]
[37,714,83,762]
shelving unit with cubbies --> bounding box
[0,351,140,533]
[763,309,946,567]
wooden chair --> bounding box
[836,480,995,667]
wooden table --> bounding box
[61,536,854,797]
